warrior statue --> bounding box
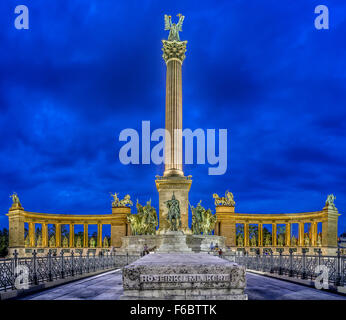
[164,13,185,41]
[127,199,158,235]
[326,194,336,209]
[165,193,181,231]
[190,201,217,235]
[213,190,236,207]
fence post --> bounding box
[126,252,129,265]
[48,249,53,281]
[278,248,283,275]
[71,251,74,277]
[32,250,38,285]
[60,251,65,279]
[87,251,90,273]
[270,250,274,274]
[79,251,83,275]
[302,248,307,279]
[289,248,294,277]
[336,248,341,286]
[93,252,96,272]
[12,250,18,290]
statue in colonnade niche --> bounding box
[237,235,244,247]
[90,237,96,248]
[291,236,297,246]
[36,234,42,247]
[103,236,109,248]
[277,234,284,246]
[76,236,82,248]
[49,235,55,247]
[62,237,69,248]
[264,234,271,247]
[25,235,30,247]
[317,233,322,246]
[304,234,310,246]
[250,236,257,247]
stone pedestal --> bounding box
[7,204,25,248]
[155,176,192,234]
[156,231,192,253]
[121,253,247,300]
[111,207,131,247]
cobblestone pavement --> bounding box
[20,270,346,300]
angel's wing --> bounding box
[177,15,185,31]
[164,14,171,30]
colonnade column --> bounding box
[42,223,48,247]
[285,223,291,247]
[244,223,249,247]
[311,221,317,246]
[83,223,88,248]
[69,223,74,248]
[298,222,304,246]
[97,223,102,248]
[272,223,277,247]
[55,223,61,247]
[258,223,263,246]
[29,222,35,247]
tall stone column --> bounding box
[156,39,192,234]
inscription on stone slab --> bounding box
[140,274,230,283]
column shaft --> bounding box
[97,223,103,248]
[69,224,74,248]
[29,222,35,247]
[312,221,317,246]
[299,222,304,246]
[42,223,48,247]
[258,223,263,246]
[272,223,277,247]
[285,223,291,247]
[55,224,61,247]
[83,223,88,248]
[244,223,249,247]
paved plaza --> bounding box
[20,270,346,300]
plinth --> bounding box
[121,253,247,300]
[155,176,192,234]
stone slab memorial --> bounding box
[121,253,247,300]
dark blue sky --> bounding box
[0,1,345,234]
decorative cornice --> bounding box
[162,40,187,64]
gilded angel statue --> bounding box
[164,13,185,41]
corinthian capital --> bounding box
[162,40,188,64]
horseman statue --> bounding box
[165,193,181,231]
[190,200,217,235]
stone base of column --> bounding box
[111,207,131,247]
[155,176,192,234]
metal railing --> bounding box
[221,248,346,286]
[0,250,140,292]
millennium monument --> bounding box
[5,13,341,261]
